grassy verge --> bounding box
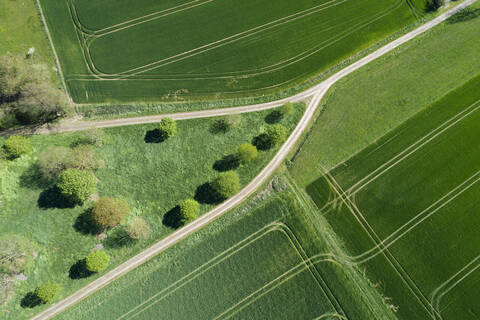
[0,104,303,318]
[290,3,480,187]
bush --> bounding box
[237,143,258,163]
[0,235,36,275]
[179,199,199,224]
[426,0,444,11]
[279,102,294,116]
[37,146,70,181]
[125,217,151,240]
[85,251,110,273]
[158,118,177,140]
[2,135,32,159]
[67,145,104,171]
[35,283,61,304]
[253,124,288,150]
[211,171,240,200]
[92,197,130,229]
[57,169,97,205]
[76,129,104,147]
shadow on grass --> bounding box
[264,110,283,124]
[73,209,102,235]
[20,292,42,308]
[37,187,73,209]
[194,183,223,205]
[252,134,272,151]
[144,129,166,143]
[213,154,240,172]
[103,228,134,248]
[19,164,52,190]
[69,259,93,279]
[163,206,182,229]
[447,7,480,23]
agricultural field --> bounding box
[38,0,426,103]
[305,73,480,320]
[55,184,396,320]
[0,104,303,318]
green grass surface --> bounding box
[305,75,480,320]
[0,104,303,318]
[38,0,426,103]
[55,183,397,320]
[291,5,480,187]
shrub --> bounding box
[279,102,294,116]
[67,145,104,171]
[0,235,36,274]
[266,124,288,146]
[125,217,151,240]
[37,146,70,181]
[35,283,61,304]
[179,199,199,224]
[158,118,177,140]
[76,129,104,147]
[2,135,32,159]
[426,0,444,11]
[237,143,258,163]
[92,197,130,229]
[85,251,110,273]
[57,169,97,205]
[211,171,240,200]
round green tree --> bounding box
[85,251,110,273]
[178,199,199,225]
[57,169,97,205]
[158,118,177,140]
[35,283,61,304]
[237,143,258,163]
[2,135,32,159]
[266,124,288,147]
[92,197,130,229]
[211,171,240,200]
[125,217,151,240]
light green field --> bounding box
[305,75,480,320]
[38,0,425,102]
[291,5,480,187]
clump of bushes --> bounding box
[253,124,288,150]
[158,118,177,140]
[125,217,151,240]
[237,143,258,163]
[2,135,32,159]
[57,169,97,205]
[0,235,36,275]
[91,197,130,229]
[178,199,200,225]
[85,251,110,273]
[211,171,240,200]
[35,282,61,304]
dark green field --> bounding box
[38,0,425,102]
[306,75,480,320]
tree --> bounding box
[37,146,70,181]
[266,124,288,146]
[57,169,97,205]
[35,283,61,304]
[66,145,104,171]
[158,118,177,140]
[427,0,444,11]
[237,143,258,163]
[85,251,110,273]
[0,235,36,275]
[178,199,199,224]
[0,54,45,101]
[211,171,240,200]
[125,217,151,240]
[91,197,130,229]
[2,135,32,159]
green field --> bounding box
[291,4,480,186]
[56,185,397,320]
[38,0,426,103]
[305,75,480,320]
[0,105,303,318]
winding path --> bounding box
[31,1,477,318]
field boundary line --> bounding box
[314,314,348,320]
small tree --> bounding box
[0,235,36,275]
[92,197,130,229]
[85,251,110,273]
[57,169,97,205]
[37,146,70,181]
[266,124,288,146]
[158,118,177,140]
[237,143,258,163]
[2,135,32,159]
[125,217,151,240]
[67,145,104,171]
[427,0,444,11]
[179,199,199,225]
[35,283,61,304]
[211,171,240,200]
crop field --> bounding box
[306,75,480,320]
[56,190,394,320]
[38,0,425,103]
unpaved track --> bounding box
[31,1,477,318]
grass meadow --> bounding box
[0,104,303,318]
[55,182,397,320]
[305,74,480,320]
[291,3,480,187]
[38,0,426,103]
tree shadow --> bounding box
[144,129,166,143]
[162,206,182,229]
[20,292,42,308]
[447,7,480,23]
[69,259,93,279]
[209,119,230,134]
[213,154,240,172]
[252,134,272,151]
[37,186,73,209]
[103,228,134,248]
[194,182,223,205]
[73,209,102,235]
[264,110,283,124]
[19,164,52,190]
